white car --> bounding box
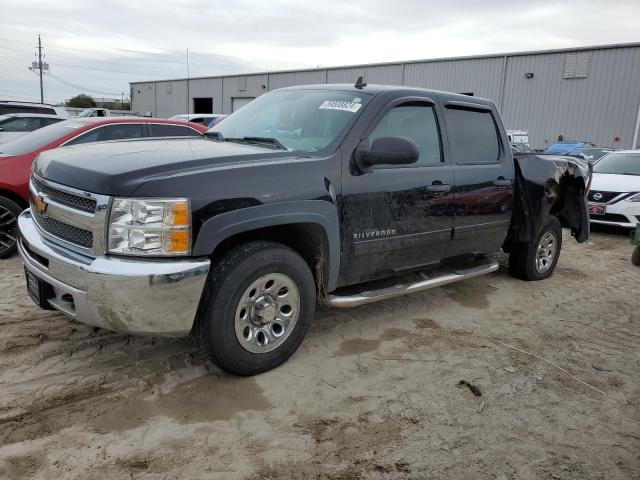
[588,150,640,228]
[0,113,65,144]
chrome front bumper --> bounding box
[18,210,210,337]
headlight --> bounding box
[108,198,191,256]
[628,193,640,202]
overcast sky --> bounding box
[1,0,639,105]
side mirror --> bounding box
[357,136,419,169]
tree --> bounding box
[103,101,130,111]
[67,94,96,108]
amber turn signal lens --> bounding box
[172,202,190,226]
[170,230,190,253]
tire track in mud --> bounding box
[0,344,202,445]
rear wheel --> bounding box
[509,216,563,281]
[632,246,640,266]
[196,241,316,376]
[0,196,22,259]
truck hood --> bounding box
[33,137,298,196]
[590,173,640,193]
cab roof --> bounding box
[278,83,495,107]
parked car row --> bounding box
[492,131,638,230]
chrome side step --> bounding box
[326,258,499,308]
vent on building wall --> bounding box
[563,52,590,79]
[166,83,173,94]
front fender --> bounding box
[193,200,341,291]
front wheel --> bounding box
[196,241,316,376]
[509,216,563,281]
[0,196,22,259]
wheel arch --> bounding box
[506,156,590,249]
[193,201,341,292]
[0,188,28,210]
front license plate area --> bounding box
[25,269,55,309]
[589,203,606,215]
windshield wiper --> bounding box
[226,136,288,150]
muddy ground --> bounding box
[0,227,639,479]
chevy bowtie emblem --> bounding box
[34,195,48,216]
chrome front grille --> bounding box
[31,176,97,213]
[29,174,110,254]
[31,212,93,248]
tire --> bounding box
[196,241,316,376]
[632,246,640,267]
[509,216,563,281]
[0,196,22,259]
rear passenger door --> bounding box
[147,123,201,137]
[443,102,514,256]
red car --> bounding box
[0,117,208,258]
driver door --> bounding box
[338,96,455,286]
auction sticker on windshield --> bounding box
[319,100,363,113]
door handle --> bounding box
[493,178,512,187]
[426,183,452,193]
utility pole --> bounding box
[37,35,44,103]
[186,48,190,115]
[28,35,48,103]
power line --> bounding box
[0,90,67,104]
[45,72,123,96]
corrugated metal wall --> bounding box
[501,46,640,149]
[403,57,505,103]
[131,44,640,149]
[268,70,326,90]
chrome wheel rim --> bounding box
[234,273,300,354]
[535,231,557,274]
[0,206,18,256]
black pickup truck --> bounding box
[18,82,590,375]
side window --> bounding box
[41,118,63,128]
[0,117,30,131]
[0,106,37,115]
[446,107,501,164]
[148,124,200,137]
[66,124,144,145]
[369,102,441,167]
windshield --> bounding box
[0,120,83,155]
[572,148,611,161]
[209,89,371,153]
[593,153,640,175]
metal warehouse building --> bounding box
[130,42,640,150]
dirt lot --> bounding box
[0,228,639,479]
